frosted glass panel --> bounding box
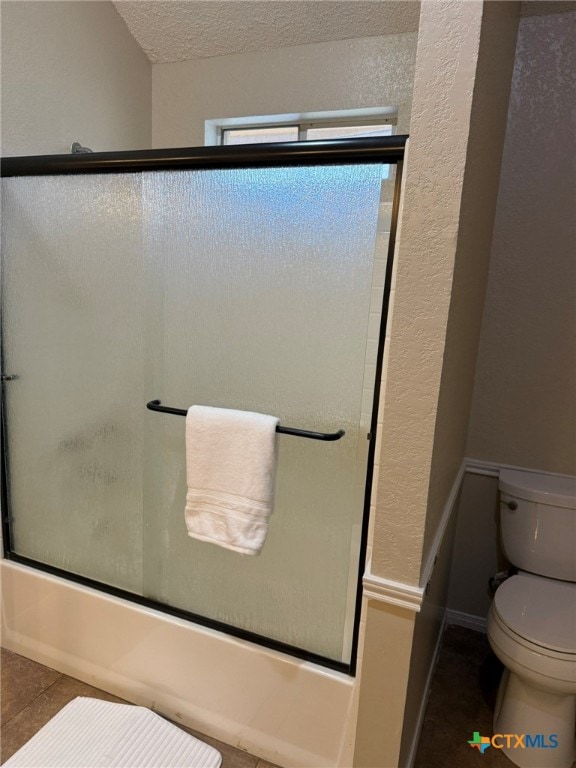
[141,166,383,661]
[1,163,390,664]
[1,175,144,591]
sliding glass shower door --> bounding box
[2,174,146,592]
[1,154,397,667]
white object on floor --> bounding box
[3,696,222,768]
[185,405,279,555]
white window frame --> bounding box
[219,117,397,145]
[205,108,398,146]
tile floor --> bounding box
[0,648,281,768]
[415,625,520,768]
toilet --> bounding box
[487,469,576,768]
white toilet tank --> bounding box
[499,469,576,582]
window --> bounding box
[220,118,395,146]
[207,111,398,178]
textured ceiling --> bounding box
[113,1,421,63]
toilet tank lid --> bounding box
[499,469,576,508]
[494,573,576,654]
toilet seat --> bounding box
[488,605,576,693]
[493,573,576,655]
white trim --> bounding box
[445,608,487,634]
[362,459,466,612]
[465,463,500,478]
[204,107,399,144]
[465,457,574,480]
[362,572,424,612]
[403,612,447,768]
[419,459,466,589]
[362,457,574,613]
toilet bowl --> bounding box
[489,578,576,688]
[487,470,576,768]
[488,573,576,768]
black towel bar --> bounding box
[146,400,345,442]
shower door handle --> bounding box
[146,400,345,441]
[0,374,17,381]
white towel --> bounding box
[185,405,279,555]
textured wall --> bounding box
[354,4,520,766]
[420,1,521,567]
[370,1,499,585]
[152,33,417,146]
[1,1,151,155]
[466,11,576,474]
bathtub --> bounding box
[0,560,356,767]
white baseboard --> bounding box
[403,611,447,768]
[445,608,487,633]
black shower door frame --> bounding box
[0,136,406,675]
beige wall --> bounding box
[466,10,576,475]
[1,1,151,155]
[369,1,519,587]
[420,2,521,567]
[448,472,501,619]
[368,0,481,587]
[354,4,519,765]
[448,10,576,623]
[152,33,417,146]
[353,602,416,768]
